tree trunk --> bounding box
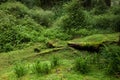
[118,33,120,46]
[104,0,111,7]
[82,0,92,8]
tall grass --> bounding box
[33,60,51,75]
[74,56,90,74]
[101,45,120,75]
[14,63,27,78]
[51,55,60,68]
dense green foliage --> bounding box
[93,0,108,14]
[33,61,51,75]
[74,56,90,74]
[101,45,120,75]
[51,55,60,68]
[0,0,120,79]
[14,63,27,78]
[0,2,54,52]
[0,0,119,52]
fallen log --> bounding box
[46,40,65,48]
[68,41,118,52]
[68,42,101,52]
[24,47,64,60]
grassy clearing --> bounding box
[0,33,120,80]
[0,51,120,80]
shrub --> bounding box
[0,3,43,52]
[41,27,72,40]
[0,13,19,52]
[92,15,112,29]
[110,5,120,15]
[101,45,120,75]
[28,8,54,27]
[14,63,27,78]
[15,0,41,8]
[16,16,43,42]
[2,43,14,52]
[90,53,104,69]
[92,14,120,31]
[51,55,60,68]
[71,28,93,37]
[33,61,42,74]
[42,63,51,74]
[91,53,100,64]
[0,2,29,18]
[0,12,42,52]
[92,0,108,14]
[33,61,51,75]
[74,56,90,74]
[111,15,120,32]
[60,0,86,32]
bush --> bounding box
[111,15,120,32]
[0,1,54,27]
[33,61,42,74]
[110,5,120,15]
[0,13,20,52]
[92,0,108,14]
[16,0,41,8]
[0,2,43,52]
[92,15,112,29]
[28,8,54,27]
[0,2,29,18]
[16,16,43,42]
[14,63,27,78]
[74,56,90,74]
[101,45,120,75]
[42,63,51,74]
[92,14,120,31]
[51,55,60,68]
[0,12,42,52]
[33,61,51,75]
[60,0,86,32]
[41,27,72,41]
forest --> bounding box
[0,0,120,80]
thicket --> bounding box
[59,0,86,33]
[101,45,120,76]
[33,61,51,75]
[14,63,27,78]
[0,0,120,53]
[74,56,90,74]
[0,2,54,52]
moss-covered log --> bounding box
[46,40,66,48]
[68,33,119,52]
[68,41,118,52]
[68,42,102,52]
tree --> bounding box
[104,0,111,7]
[61,0,86,33]
[118,33,120,46]
[83,0,92,9]
[0,0,8,4]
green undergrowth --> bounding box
[0,33,120,80]
[0,48,119,80]
[0,0,120,80]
